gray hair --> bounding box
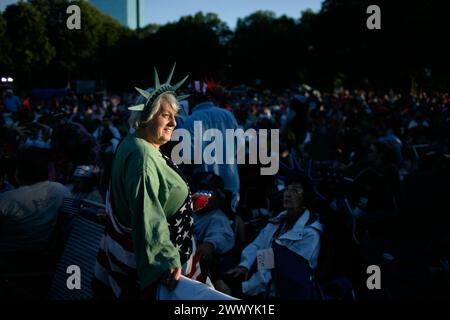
[128,91,179,129]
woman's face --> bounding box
[283,182,304,210]
[146,99,177,147]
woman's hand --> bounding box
[160,267,181,291]
[226,266,249,279]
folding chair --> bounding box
[47,214,104,300]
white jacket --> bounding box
[239,210,323,296]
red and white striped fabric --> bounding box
[92,191,202,299]
[92,191,139,298]
[183,247,204,283]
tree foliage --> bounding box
[230,11,299,89]
[0,14,12,72]
[1,0,449,91]
[2,1,55,84]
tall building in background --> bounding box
[90,0,139,29]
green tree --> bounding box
[138,23,161,38]
[229,11,299,89]
[203,12,233,45]
[27,0,129,87]
[131,11,230,86]
[3,1,55,85]
[307,0,450,90]
[0,13,12,73]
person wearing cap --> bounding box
[92,64,196,299]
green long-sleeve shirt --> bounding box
[110,133,189,289]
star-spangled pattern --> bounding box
[162,153,194,265]
[174,217,183,227]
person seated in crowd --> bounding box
[223,174,323,299]
[191,172,236,287]
[50,112,101,184]
[0,147,72,253]
[106,94,125,116]
[93,120,121,192]
[67,165,103,204]
[93,118,121,153]
[23,122,52,150]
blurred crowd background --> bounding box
[0,0,449,300]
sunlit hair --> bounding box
[128,92,179,129]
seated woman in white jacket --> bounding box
[224,174,323,299]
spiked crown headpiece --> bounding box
[128,63,189,120]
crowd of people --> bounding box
[1,77,449,299]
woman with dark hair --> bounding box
[224,174,323,299]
